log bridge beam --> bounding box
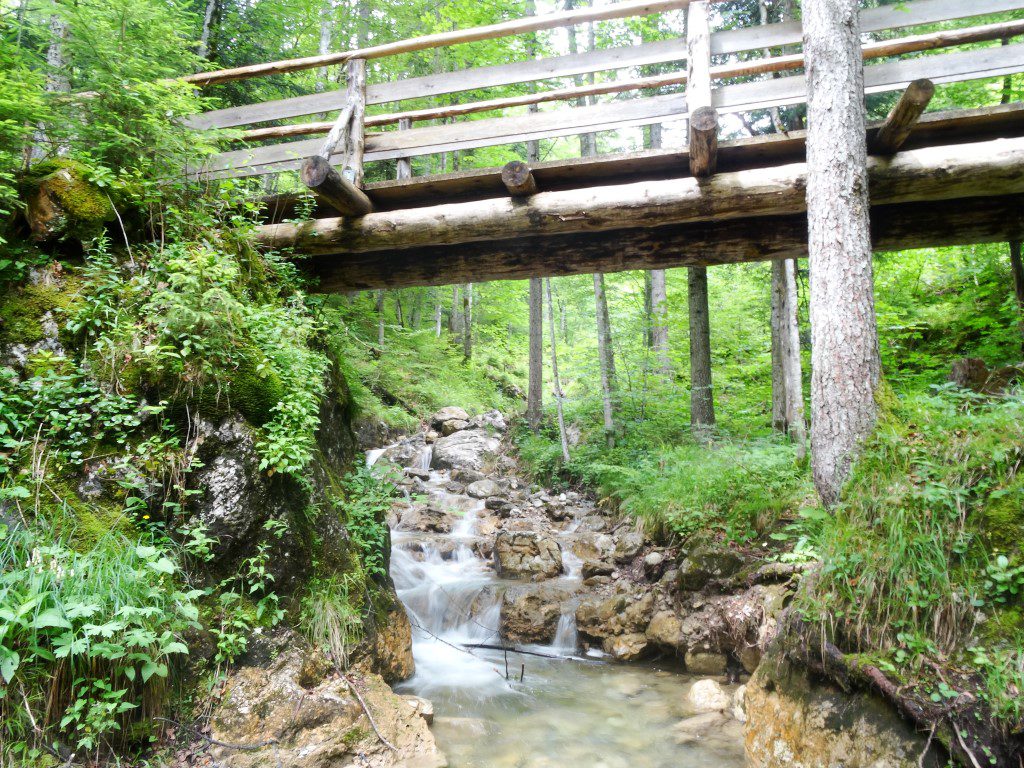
[253,135,1024,291]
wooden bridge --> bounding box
[185,0,1024,291]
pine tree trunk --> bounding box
[449,284,460,334]
[783,259,807,459]
[594,273,616,448]
[31,5,70,160]
[316,0,332,92]
[395,296,404,327]
[527,277,544,431]
[650,269,671,377]
[805,0,881,505]
[546,278,571,463]
[688,266,715,438]
[1010,241,1024,353]
[375,290,385,348]
[410,290,422,329]
[770,260,789,431]
[198,0,221,60]
[462,283,473,359]
[433,295,443,337]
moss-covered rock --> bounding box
[21,159,114,242]
[0,265,80,351]
[975,474,1024,557]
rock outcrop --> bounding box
[493,531,563,579]
[431,428,501,472]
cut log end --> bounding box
[301,155,374,218]
[871,78,935,155]
[689,106,719,178]
[501,160,539,196]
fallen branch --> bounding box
[462,642,586,661]
[342,675,398,753]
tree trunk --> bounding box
[688,266,715,438]
[805,0,881,505]
[375,290,385,347]
[771,259,807,454]
[594,273,616,447]
[198,0,221,60]
[527,277,544,432]
[449,284,460,334]
[783,259,807,459]
[770,259,789,431]
[32,5,70,160]
[1010,240,1024,353]
[546,278,571,463]
[433,294,443,337]
[395,295,404,327]
[410,290,422,328]
[650,269,671,377]
[564,0,598,157]
[316,0,332,92]
[462,283,473,359]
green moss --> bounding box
[0,276,80,347]
[342,726,369,747]
[168,351,285,427]
[974,476,1024,557]
[37,475,137,552]
[23,159,114,239]
[979,607,1023,646]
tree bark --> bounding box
[771,259,807,453]
[527,277,544,432]
[546,278,571,463]
[449,284,460,334]
[375,290,385,347]
[805,0,881,505]
[688,266,715,438]
[1010,240,1024,353]
[462,283,473,359]
[650,269,671,377]
[198,0,221,60]
[594,273,616,447]
[433,291,443,337]
[32,4,70,160]
[783,259,807,459]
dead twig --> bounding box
[342,675,398,752]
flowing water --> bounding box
[377,446,747,768]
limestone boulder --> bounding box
[576,590,654,641]
[441,418,470,436]
[685,651,728,676]
[500,584,571,644]
[380,433,430,469]
[430,406,470,429]
[432,429,501,472]
[209,633,446,768]
[602,632,649,660]
[466,478,502,499]
[493,531,563,580]
[676,546,745,591]
[469,409,507,432]
[396,504,454,533]
[687,679,731,713]
[612,530,644,563]
[744,657,940,768]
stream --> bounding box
[371,442,748,768]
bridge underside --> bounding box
[254,104,1024,291]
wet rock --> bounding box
[469,409,507,432]
[467,478,502,499]
[576,591,654,641]
[732,684,747,723]
[402,695,434,725]
[676,546,745,591]
[451,467,486,484]
[500,584,570,644]
[485,497,514,517]
[612,530,644,563]
[673,711,730,744]
[441,418,470,435]
[738,645,762,674]
[209,633,445,768]
[444,480,466,494]
[430,406,470,429]
[685,651,728,676]
[572,532,614,562]
[687,679,731,713]
[404,467,430,481]
[581,559,615,579]
[432,429,501,472]
[367,602,415,683]
[578,514,609,532]
[645,610,683,649]
[493,531,563,580]
[397,504,454,533]
[602,632,649,661]
[744,657,939,768]
[643,551,666,580]
[380,433,429,468]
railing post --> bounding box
[345,58,367,186]
[396,117,412,180]
[686,0,718,177]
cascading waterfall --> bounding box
[375,437,746,768]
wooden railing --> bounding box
[187,0,1024,185]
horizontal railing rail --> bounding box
[185,0,1024,183]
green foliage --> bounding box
[299,574,364,670]
[0,524,198,761]
[339,464,400,580]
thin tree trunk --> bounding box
[527,277,544,431]
[783,259,807,459]
[643,270,654,348]
[564,0,597,157]
[395,295,404,327]
[375,290,385,348]
[449,284,460,334]
[594,273,616,448]
[1010,241,1024,353]
[410,290,423,328]
[31,4,70,161]
[805,0,881,505]
[688,266,715,438]
[559,300,568,343]
[650,269,671,377]
[198,0,221,60]
[316,0,332,92]
[462,283,473,359]
[546,278,571,463]
[433,295,443,337]
[770,259,789,431]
